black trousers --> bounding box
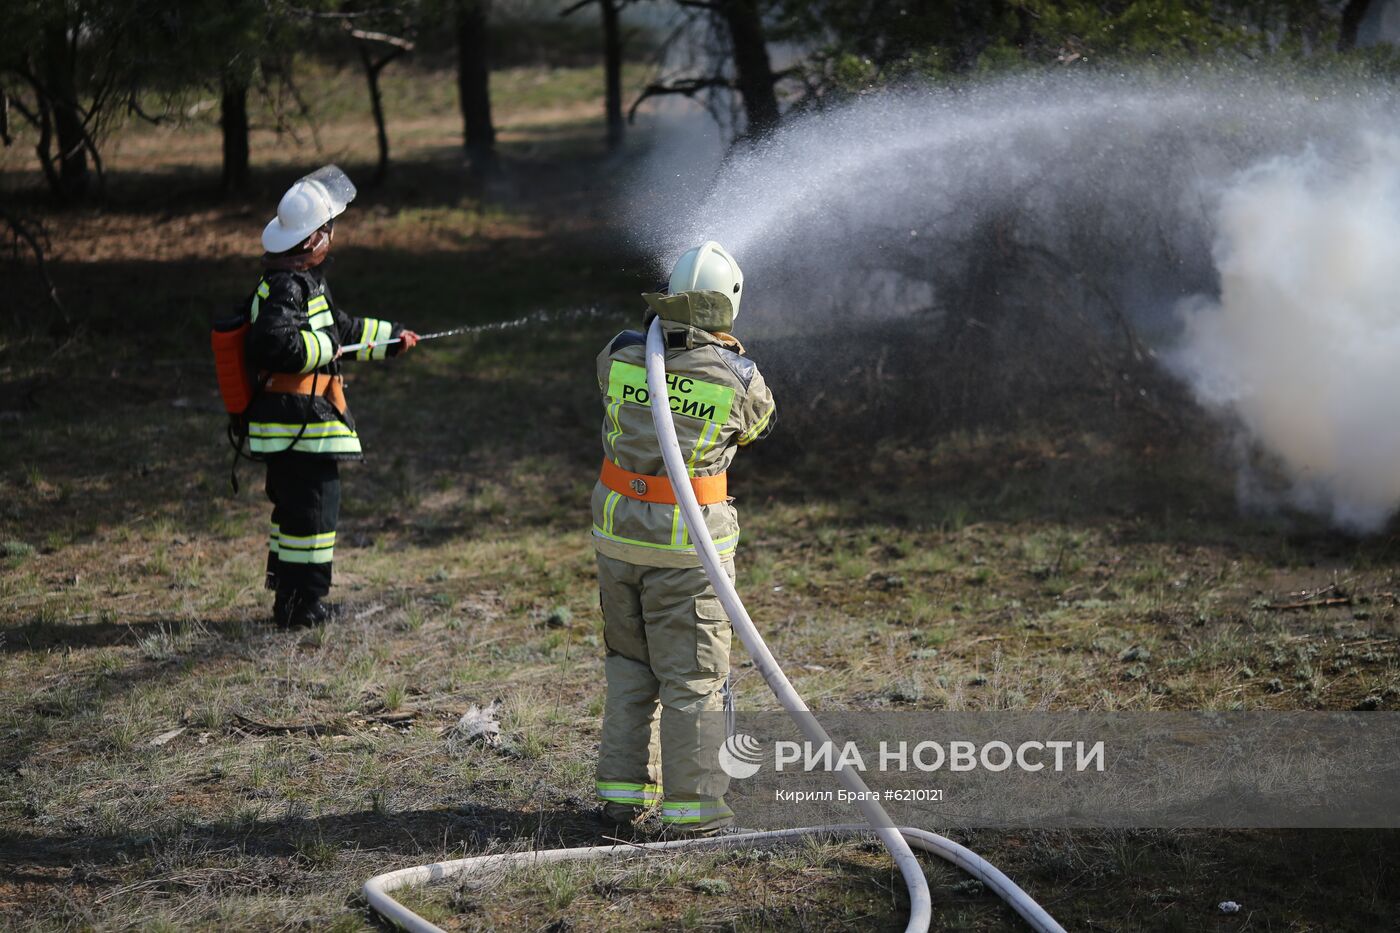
[264,454,340,600]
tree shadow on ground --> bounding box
[0,141,622,222]
[1,615,259,654]
[0,803,609,873]
[0,611,293,780]
[4,820,1397,930]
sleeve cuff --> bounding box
[738,404,776,445]
[355,318,396,361]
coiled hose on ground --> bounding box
[362,318,1067,933]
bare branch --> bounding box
[3,86,39,129]
[280,4,403,20]
[345,25,415,52]
[0,206,65,318]
[125,90,167,126]
[559,0,595,15]
[628,76,731,123]
[12,68,61,195]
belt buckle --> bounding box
[629,478,648,496]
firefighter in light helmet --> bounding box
[247,165,419,627]
[592,241,776,834]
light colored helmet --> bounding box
[261,165,357,253]
[668,240,744,321]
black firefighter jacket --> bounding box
[244,265,402,460]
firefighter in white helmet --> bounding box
[591,241,776,834]
[246,166,419,627]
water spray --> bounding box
[361,317,1065,933]
[338,325,473,355]
[340,308,606,356]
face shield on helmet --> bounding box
[261,165,357,254]
[668,240,745,322]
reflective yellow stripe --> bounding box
[687,422,720,476]
[662,802,730,814]
[248,433,362,456]
[268,523,280,554]
[277,531,336,548]
[596,781,662,804]
[739,404,775,445]
[597,781,662,792]
[660,799,733,824]
[306,294,333,330]
[251,279,269,322]
[356,318,394,361]
[277,546,334,565]
[592,525,738,554]
[674,423,721,549]
[248,421,357,439]
[298,331,319,373]
[605,400,624,460]
[298,331,333,373]
[602,490,621,536]
[356,319,373,360]
[371,319,393,361]
[276,529,335,564]
[247,420,361,455]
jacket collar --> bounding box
[641,291,744,353]
[643,290,733,330]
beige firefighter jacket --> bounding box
[591,290,776,568]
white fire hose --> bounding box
[362,317,1066,933]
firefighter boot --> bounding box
[272,588,294,627]
[274,589,340,628]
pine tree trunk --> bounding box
[220,76,251,194]
[455,0,497,172]
[601,0,624,151]
[356,43,393,185]
[41,22,89,202]
[1339,0,1374,50]
[719,0,779,138]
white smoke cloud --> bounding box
[1172,136,1400,531]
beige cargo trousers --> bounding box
[596,554,735,832]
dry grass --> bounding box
[2,64,1399,932]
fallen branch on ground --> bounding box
[1265,596,1353,611]
[231,712,349,736]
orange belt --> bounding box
[600,459,728,505]
[263,372,347,414]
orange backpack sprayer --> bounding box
[211,301,268,492]
[211,314,255,418]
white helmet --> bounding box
[261,165,357,253]
[669,240,744,321]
